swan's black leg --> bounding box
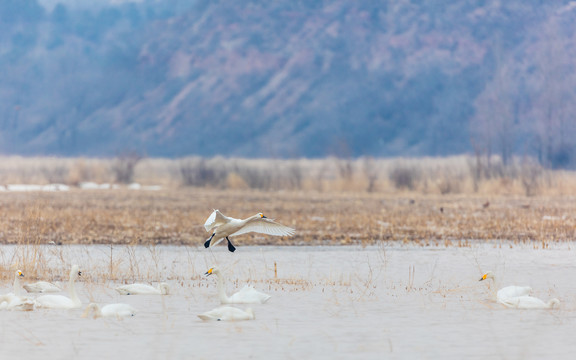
[204,233,215,248]
[226,237,236,252]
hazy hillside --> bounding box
[1,0,575,165]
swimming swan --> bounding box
[500,295,560,309]
[0,270,35,311]
[115,283,170,295]
[205,267,271,304]
[23,280,61,293]
[198,306,255,321]
[479,271,532,302]
[35,265,82,309]
[82,303,137,319]
[204,210,295,252]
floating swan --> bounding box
[198,306,255,321]
[35,265,82,309]
[115,283,170,295]
[500,295,560,309]
[23,281,61,293]
[0,270,35,311]
[205,267,271,304]
[204,210,295,252]
[82,303,137,319]
[479,271,532,302]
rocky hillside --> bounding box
[1,0,575,165]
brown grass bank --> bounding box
[0,188,574,248]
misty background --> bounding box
[1,0,576,168]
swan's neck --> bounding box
[13,273,21,297]
[216,273,230,303]
[68,273,80,305]
[487,277,498,300]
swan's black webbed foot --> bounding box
[204,233,215,248]
[226,237,236,252]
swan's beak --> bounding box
[18,271,24,277]
[261,214,267,218]
[78,271,82,277]
[205,268,213,276]
[479,274,487,281]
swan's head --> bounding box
[479,271,494,281]
[159,283,170,295]
[16,270,24,278]
[70,265,82,279]
[548,298,560,308]
[205,267,221,276]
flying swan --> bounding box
[205,267,271,304]
[198,306,255,321]
[115,282,170,295]
[82,303,137,319]
[35,265,82,309]
[203,210,295,252]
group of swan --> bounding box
[198,266,271,321]
[479,271,560,309]
[203,210,295,253]
[0,265,145,318]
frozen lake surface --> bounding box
[0,242,574,359]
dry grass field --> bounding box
[2,187,575,248]
[0,154,575,282]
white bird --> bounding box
[500,295,560,309]
[35,265,82,309]
[198,306,255,321]
[205,267,271,304]
[115,283,170,295]
[479,271,532,302]
[82,303,137,319]
[23,281,61,293]
[203,210,295,252]
[0,270,35,311]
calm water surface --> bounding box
[0,242,574,359]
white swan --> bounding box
[0,270,35,311]
[500,295,560,309]
[23,281,61,293]
[35,265,82,309]
[205,267,271,304]
[82,303,137,319]
[115,283,169,295]
[479,271,532,302]
[204,210,295,252]
[198,306,255,321]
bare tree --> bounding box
[112,150,144,184]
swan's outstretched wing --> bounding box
[204,210,231,232]
[231,218,295,237]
